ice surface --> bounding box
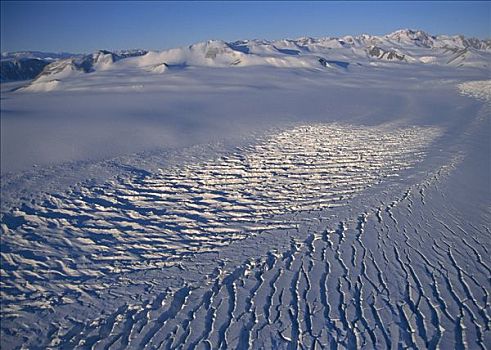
[0,123,441,317]
[1,44,490,348]
[458,80,491,101]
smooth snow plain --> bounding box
[1,61,490,349]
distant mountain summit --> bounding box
[384,28,491,50]
[2,29,489,89]
[1,51,77,61]
[385,29,435,47]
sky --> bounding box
[1,1,490,53]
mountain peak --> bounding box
[386,29,434,48]
[387,28,428,37]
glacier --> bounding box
[0,29,490,349]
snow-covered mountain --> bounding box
[0,52,81,82]
[385,29,491,50]
[17,49,148,90]
[3,29,489,90]
[0,51,77,61]
[0,58,51,82]
[0,52,78,82]
[0,49,147,83]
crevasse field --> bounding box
[1,30,490,349]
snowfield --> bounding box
[1,30,490,349]
[458,80,491,101]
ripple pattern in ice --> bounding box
[1,123,440,315]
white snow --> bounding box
[22,78,60,92]
[458,80,491,101]
[1,30,490,349]
[419,56,437,63]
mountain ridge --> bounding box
[2,29,489,88]
[2,29,490,61]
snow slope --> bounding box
[1,30,490,349]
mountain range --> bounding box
[1,29,489,89]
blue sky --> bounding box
[1,1,490,53]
